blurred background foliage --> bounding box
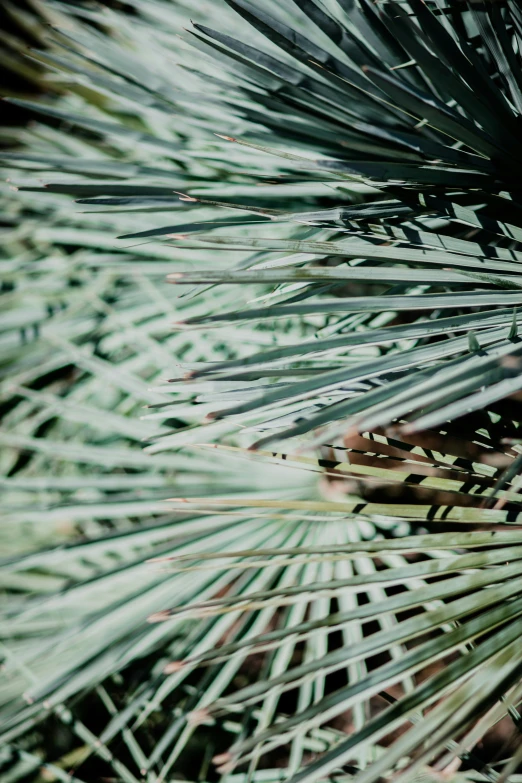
[2,1,522,782]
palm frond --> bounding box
[3,1,522,781]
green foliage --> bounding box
[2,1,522,781]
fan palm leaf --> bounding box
[3,1,522,781]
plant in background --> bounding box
[3,0,522,781]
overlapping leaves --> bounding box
[3,0,522,781]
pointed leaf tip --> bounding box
[174,190,198,201]
[213,752,232,766]
[189,708,211,726]
[164,661,185,674]
[148,611,170,623]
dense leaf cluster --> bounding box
[2,1,522,781]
